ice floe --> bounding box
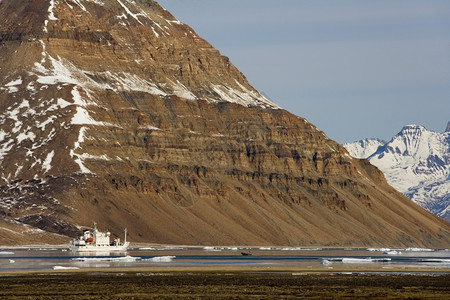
[405,248,435,252]
[72,255,140,262]
[321,259,332,266]
[143,256,175,262]
[52,266,80,270]
[420,258,450,263]
[341,258,391,264]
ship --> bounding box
[69,222,129,252]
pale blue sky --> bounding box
[157,0,450,143]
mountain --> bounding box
[344,124,450,221]
[342,138,385,160]
[0,0,449,248]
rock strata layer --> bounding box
[0,0,449,247]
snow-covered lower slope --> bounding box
[344,124,450,220]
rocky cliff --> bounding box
[0,0,449,247]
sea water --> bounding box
[0,247,449,273]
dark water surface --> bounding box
[1,246,449,273]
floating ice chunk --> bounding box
[259,247,273,250]
[420,259,450,264]
[321,259,332,266]
[72,256,140,262]
[342,258,391,263]
[279,247,304,251]
[227,247,238,251]
[368,248,384,252]
[143,256,175,262]
[203,247,221,251]
[404,248,434,252]
[53,266,80,270]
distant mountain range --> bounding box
[344,122,450,221]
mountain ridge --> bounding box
[0,0,449,247]
[344,123,450,221]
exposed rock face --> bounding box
[0,0,449,247]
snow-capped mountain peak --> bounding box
[343,138,385,159]
[344,123,450,221]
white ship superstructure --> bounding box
[69,222,129,252]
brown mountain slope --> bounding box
[0,0,449,247]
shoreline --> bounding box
[1,264,449,276]
[1,271,448,299]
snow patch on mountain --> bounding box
[5,77,23,93]
[36,1,277,111]
[70,127,92,174]
[47,0,58,21]
[116,0,145,25]
[0,0,278,179]
[344,124,450,220]
[42,150,55,174]
[211,80,279,109]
